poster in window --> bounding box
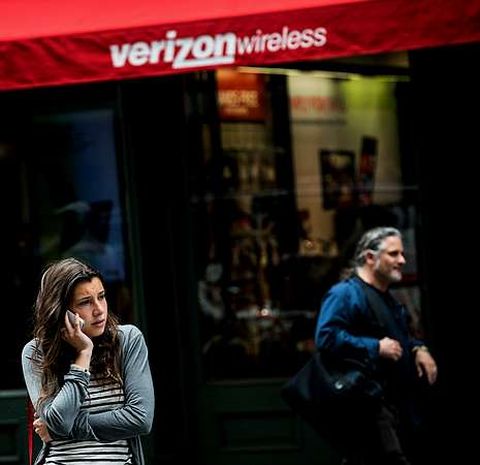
[358,135,378,206]
[216,69,266,121]
[319,149,355,210]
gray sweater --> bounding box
[22,324,155,465]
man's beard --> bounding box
[388,269,402,283]
[374,263,402,284]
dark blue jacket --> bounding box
[315,275,423,404]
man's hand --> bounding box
[378,337,403,361]
[414,348,438,384]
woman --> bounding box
[22,257,154,465]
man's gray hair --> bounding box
[353,226,402,267]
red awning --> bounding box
[1,0,480,91]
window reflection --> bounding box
[29,109,131,320]
[0,103,131,389]
[31,110,126,280]
[193,68,421,381]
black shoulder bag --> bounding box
[281,277,393,430]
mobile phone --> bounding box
[66,310,85,329]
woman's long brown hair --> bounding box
[32,257,121,407]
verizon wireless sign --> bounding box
[3,0,480,90]
[109,26,327,70]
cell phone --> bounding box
[66,310,85,329]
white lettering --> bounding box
[300,29,314,48]
[148,41,165,64]
[236,34,258,54]
[173,37,194,67]
[110,44,131,68]
[314,27,328,47]
[129,42,150,66]
[109,26,328,69]
[266,33,282,52]
[171,33,235,69]
[192,35,215,59]
[164,30,177,62]
[287,30,301,50]
[215,33,236,57]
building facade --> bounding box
[1,2,479,464]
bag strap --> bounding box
[353,274,400,338]
[27,398,34,465]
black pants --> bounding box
[342,402,412,465]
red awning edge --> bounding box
[2,0,480,91]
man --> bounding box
[315,226,437,465]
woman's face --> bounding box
[69,277,108,338]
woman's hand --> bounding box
[33,417,52,443]
[61,312,93,351]
[61,312,93,369]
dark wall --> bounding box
[119,76,197,465]
[410,43,480,462]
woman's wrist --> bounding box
[74,349,92,370]
[70,363,90,374]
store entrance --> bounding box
[186,61,421,464]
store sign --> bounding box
[217,69,266,121]
[110,27,327,70]
[2,0,480,90]
[288,76,346,123]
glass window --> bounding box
[0,97,132,389]
[30,109,127,285]
[190,64,421,381]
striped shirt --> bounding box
[45,375,132,465]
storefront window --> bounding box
[31,109,127,284]
[0,99,132,389]
[190,65,421,381]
